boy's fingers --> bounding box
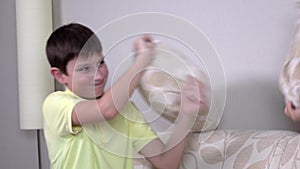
[134,35,155,50]
[141,35,153,42]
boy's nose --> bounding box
[94,70,103,80]
[94,68,106,80]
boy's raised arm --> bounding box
[72,35,155,125]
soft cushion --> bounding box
[138,43,218,131]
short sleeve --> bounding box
[43,91,83,136]
[122,102,158,152]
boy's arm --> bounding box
[139,114,194,169]
[72,35,155,125]
[140,77,209,169]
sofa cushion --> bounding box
[133,130,300,169]
[183,130,300,169]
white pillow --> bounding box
[138,43,219,131]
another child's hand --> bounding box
[180,76,209,116]
[133,35,156,66]
[285,101,300,122]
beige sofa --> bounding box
[134,42,300,168]
[133,47,300,168]
[134,129,300,169]
[135,43,300,169]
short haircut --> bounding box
[46,23,102,75]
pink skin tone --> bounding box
[50,53,108,100]
[285,101,300,122]
[66,54,108,100]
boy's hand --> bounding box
[133,35,156,66]
[134,35,155,51]
[285,101,300,122]
[180,76,209,116]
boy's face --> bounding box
[64,53,108,99]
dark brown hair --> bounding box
[46,23,102,75]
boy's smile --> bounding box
[65,53,108,99]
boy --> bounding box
[43,23,207,169]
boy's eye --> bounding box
[77,66,90,72]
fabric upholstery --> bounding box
[134,130,300,169]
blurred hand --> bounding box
[133,35,155,51]
[133,35,156,66]
[285,101,300,122]
[180,76,209,116]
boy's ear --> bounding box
[50,68,66,84]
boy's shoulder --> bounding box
[46,89,79,100]
[44,89,82,108]
[44,90,67,101]
[43,90,83,118]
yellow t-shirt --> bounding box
[43,89,157,169]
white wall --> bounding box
[58,0,300,131]
[0,0,41,168]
